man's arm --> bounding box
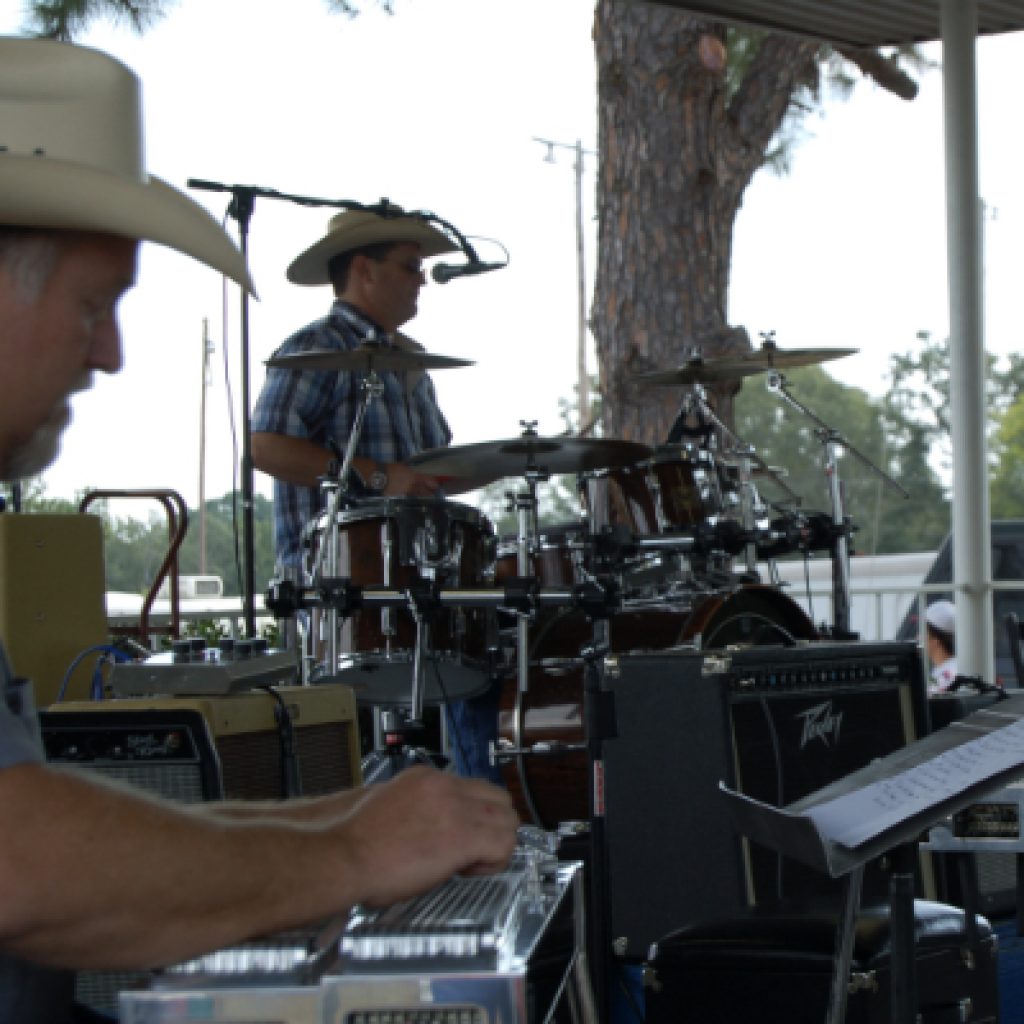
[251,430,443,497]
[0,763,517,971]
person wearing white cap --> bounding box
[0,36,517,1024]
[925,599,958,694]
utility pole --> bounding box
[533,136,597,431]
[198,318,213,575]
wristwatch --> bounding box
[366,461,389,493]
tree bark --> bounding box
[591,0,819,443]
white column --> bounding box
[941,0,994,681]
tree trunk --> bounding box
[591,0,819,444]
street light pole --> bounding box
[534,136,597,432]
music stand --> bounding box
[721,693,1024,1024]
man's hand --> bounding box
[332,767,519,908]
[385,462,444,498]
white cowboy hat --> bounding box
[287,206,457,286]
[0,36,252,291]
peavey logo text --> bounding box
[796,700,843,749]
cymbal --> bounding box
[738,342,858,369]
[267,345,474,373]
[632,344,857,387]
[406,435,652,481]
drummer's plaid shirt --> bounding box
[252,300,452,569]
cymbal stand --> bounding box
[684,385,803,506]
[766,371,909,637]
[309,371,384,678]
[512,467,548,695]
[310,369,384,581]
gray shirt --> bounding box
[0,643,77,1023]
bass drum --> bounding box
[497,586,818,829]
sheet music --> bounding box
[805,716,1024,849]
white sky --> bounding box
[3,0,1023,513]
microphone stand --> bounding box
[765,371,909,638]
[185,180,477,639]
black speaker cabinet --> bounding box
[601,642,931,959]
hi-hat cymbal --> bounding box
[632,344,857,387]
[267,345,474,374]
[406,435,652,482]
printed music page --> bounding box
[720,695,1024,877]
[804,716,1024,849]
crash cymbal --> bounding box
[267,345,474,373]
[632,358,767,387]
[736,342,858,370]
[632,344,857,387]
[406,435,652,482]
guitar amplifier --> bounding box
[40,683,362,801]
[601,642,933,958]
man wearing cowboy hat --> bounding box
[251,206,458,570]
[0,37,517,1023]
[251,207,505,785]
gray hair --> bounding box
[0,227,63,302]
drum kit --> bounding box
[266,334,903,822]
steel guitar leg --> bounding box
[582,643,614,1024]
[888,843,919,1024]
[826,863,864,1024]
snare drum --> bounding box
[307,497,495,706]
[580,444,722,535]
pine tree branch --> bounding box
[834,45,919,101]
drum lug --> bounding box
[492,738,586,761]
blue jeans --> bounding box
[446,678,504,785]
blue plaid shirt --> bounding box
[252,300,452,567]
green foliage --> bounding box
[23,0,384,38]
[23,0,174,39]
[9,483,277,598]
[991,400,1024,518]
[734,365,949,555]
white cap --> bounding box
[926,600,956,634]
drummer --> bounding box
[251,206,502,783]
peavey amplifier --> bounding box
[40,683,362,801]
[119,841,586,1024]
[600,642,932,959]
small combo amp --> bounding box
[40,683,362,801]
[599,641,932,958]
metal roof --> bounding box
[629,1,1024,47]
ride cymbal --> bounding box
[632,344,857,387]
[267,345,474,373]
[406,435,652,482]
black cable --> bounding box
[260,685,303,798]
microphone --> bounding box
[431,260,505,284]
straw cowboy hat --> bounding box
[0,36,251,290]
[287,206,457,286]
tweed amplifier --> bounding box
[40,682,362,802]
